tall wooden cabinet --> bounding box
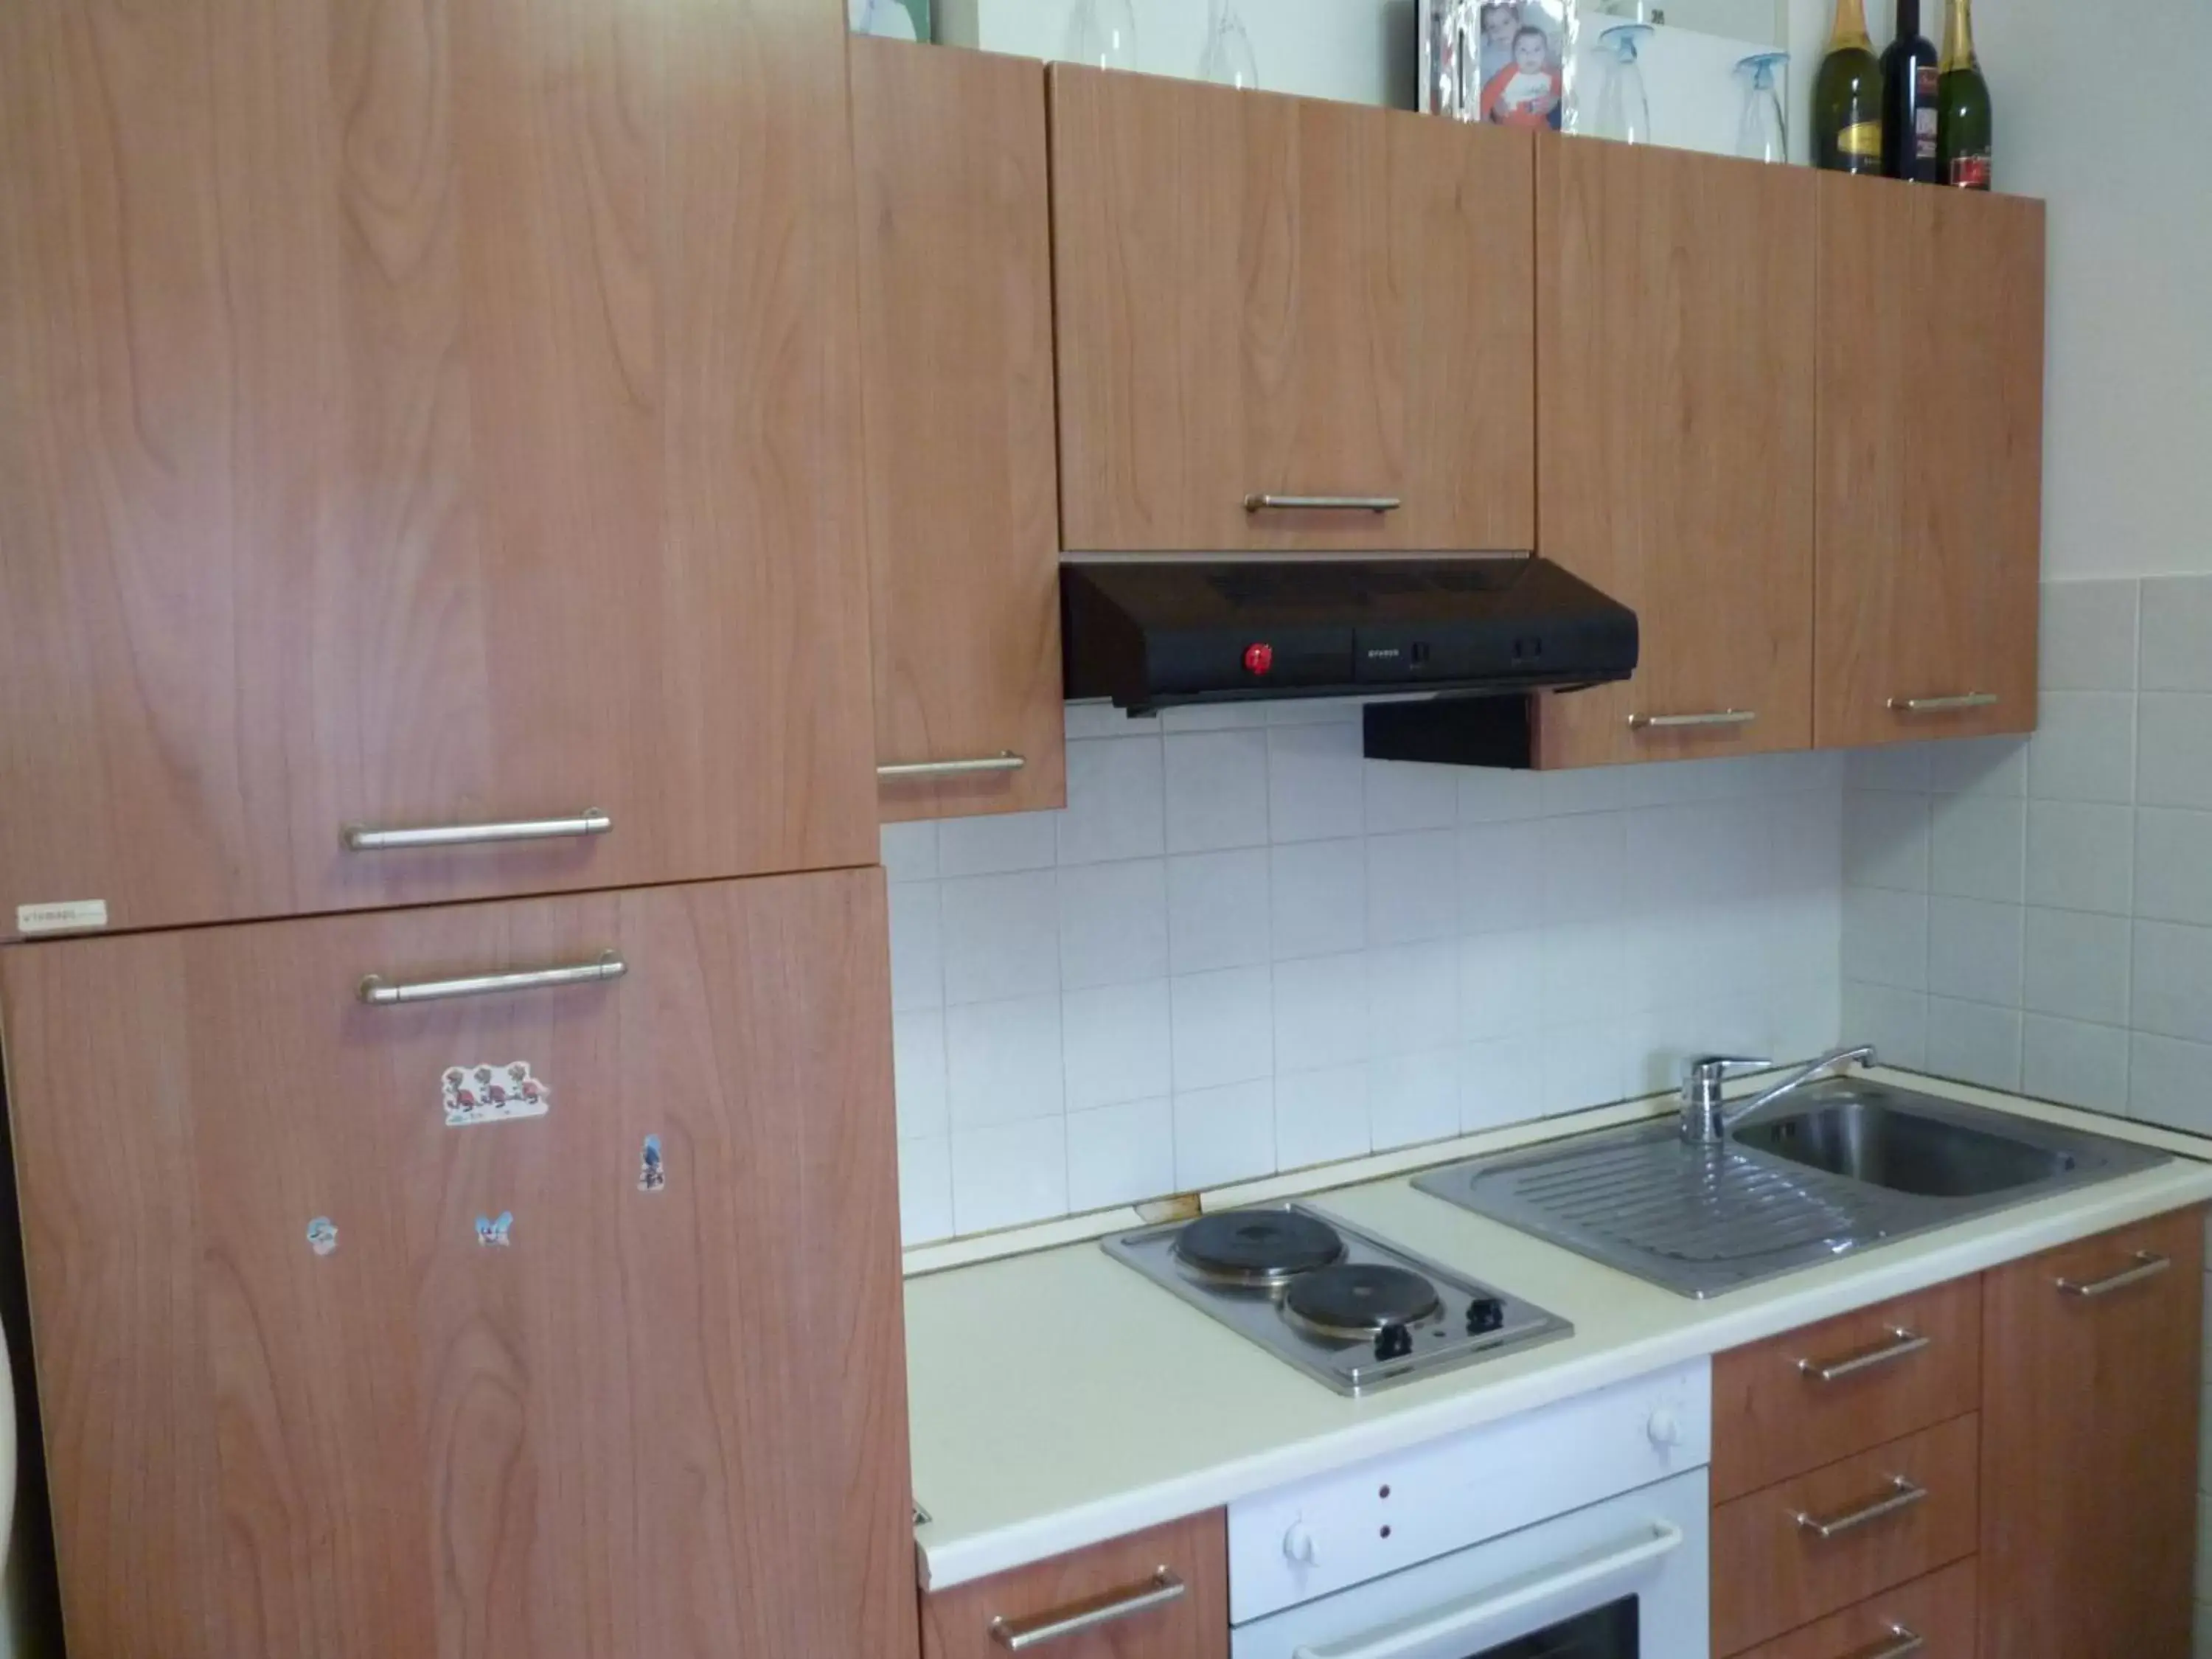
[0,871,917,1659]
[1048,67,1534,554]
[1812,179,2045,748]
[852,39,1066,821]
[1979,1208,2202,1659]
[1534,142,1816,769]
[0,0,878,939]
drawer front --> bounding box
[922,1512,1228,1659]
[1736,1558,1977,1659]
[1713,1414,1980,1655]
[1714,1276,1980,1502]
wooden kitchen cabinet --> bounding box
[1048,67,1534,554]
[1812,179,2045,748]
[1978,1208,2204,1659]
[0,0,877,939]
[851,38,1066,821]
[1735,1559,1976,1659]
[0,871,916,1659]
[1534,142,1815,769]
[920,1512,1228,1659]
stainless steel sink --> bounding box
[1413,1079,2168,1298]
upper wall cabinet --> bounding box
[1048,67,1535,554]
[1813,179,2045,748]
[0,0,877,939]
[852,39,1066,822]
[1534,142,1816,769]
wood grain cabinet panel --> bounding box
[1048,66,1534,553]
[1812,179,2045,748]
[0,0,876,937]
[1534,142,1815,769]
[0,872,915,1659]
[1712,1276,1980,1503]
[921,1512,1228,1659]
[1711,1413,1979,1655]
[1979,1208,2204,1659]
[851,38,1066,821]
[1735,1558,1976,1659]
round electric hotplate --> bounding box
[1283,1263,1443,1341]
[1174,1209,1345,1287]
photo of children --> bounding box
[1478,4,1568,130]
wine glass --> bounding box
[1063,0,1138,71]
[1197,0,1261,90]
[1735,52,1789,164]
[1595,24,1654,145]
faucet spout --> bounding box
[1678,1044,1879,1144]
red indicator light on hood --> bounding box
[1243,644,1275,676]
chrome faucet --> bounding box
[1677,1045,1879,1144]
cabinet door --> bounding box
[920,1512,1227,1659]
[1812,180,2045,748]
[0,0,875,938]
[1534,143,1815,769]
[1979,1208,2203,1659]
[852,38,1066,821]
[1049,67,1534,554]
[0,872,914,1659]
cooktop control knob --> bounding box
[1374,1325,1415,1362]
[1646,1407,1683,1450]
[1465,1295,1506,1334]
[1283,1523,1318,1568]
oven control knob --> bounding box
[1282,1523,1318,1568]
[1646,1407,1683,1449]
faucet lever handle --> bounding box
[1681,1054,1772,1095]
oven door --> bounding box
[1230,1470,1706,1659]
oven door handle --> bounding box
[1291,1521,1686,1659]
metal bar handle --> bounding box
[1795,1477,1927,1540]
[358,950,627,1007]
[1629,709,1758,731]
[1842,1627,1927,1659]
[1887,692,2000,714]
[343,811,611,852]
[988,1568,1185,1651]
[1798,1326,1931,1383]
[1244,494,1401,514]
[2056,1250,2171,1298]
[877,752,1026,780]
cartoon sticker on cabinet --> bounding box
[305,1217,338,1257]
[444,1062,551,1127]
[639,1135,667,1193]
[475,1211,515,1248]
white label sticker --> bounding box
[17,900,108,935]
[443,1062,552,1127]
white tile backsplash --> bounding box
[2040,580,2139,692]
[1928,896,2026,1008]
[1930,794,2027,903]
[2138,810,2212,927]
[2028,692,2138,804]
[2141,577,2212,693]
[890,728,1845,1244]
[2140,695,2212,812]
[2026,800,2135,914]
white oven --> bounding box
[1228,1363,1711,1659]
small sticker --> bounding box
[17,900,108,936]
[475,1211,514,1248]
[305,1217,338,1257]
[444,1062,551,1127]
[639,1135,666,1193]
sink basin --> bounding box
[1733,1099,2075,1198]
[1413,1077,2171,1298]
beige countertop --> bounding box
[905,1069,2212,1590]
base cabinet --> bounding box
[920,1512,1228,1659]
[0,871,915,1659]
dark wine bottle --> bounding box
[1938,0,1994,189]
[1813,0,1883,173]
[1882,0,1941,182]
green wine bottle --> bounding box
[1813,0,1883,173]
[1938,0,1993,189]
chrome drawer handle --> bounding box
[1244,494,1400,514]
[877,752,1026,780]
[1794,1476,1927,1540]
[1887,692,1999,714]
[1628,709,1757,731]
[358,950,627,1006]
[2056,1250,2171,1298]
[1843,1626,1926,1659]
[1798,1326,1930,1383]
[988,1568,1184,1650]
[343,810,611,852]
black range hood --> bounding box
[1061,557,1639,769]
